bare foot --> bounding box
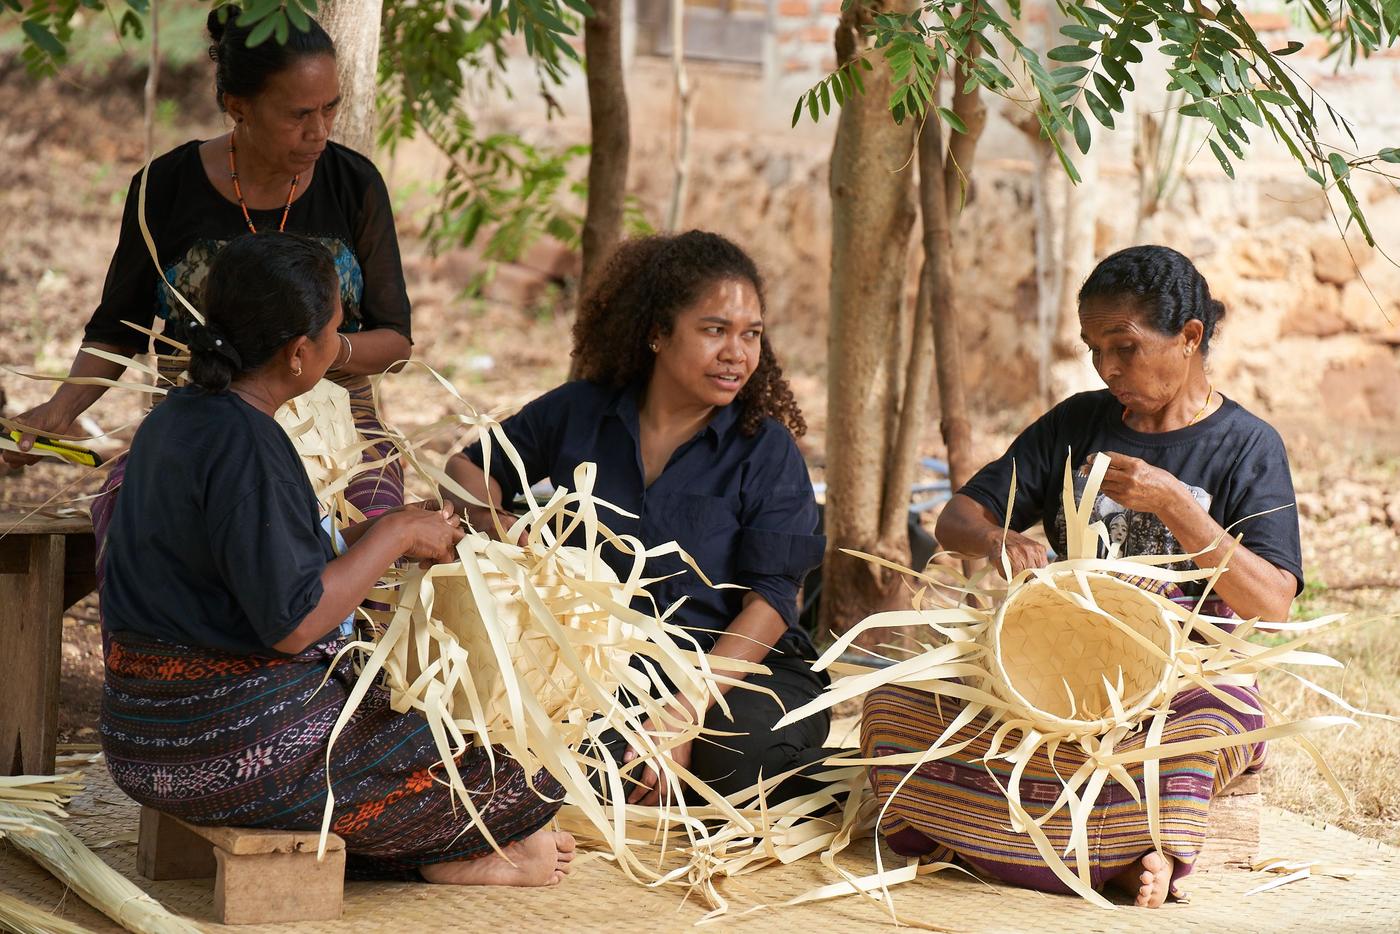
[420,828,576,887]
[1108,850,1175,908]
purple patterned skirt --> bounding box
[101,634,563,878]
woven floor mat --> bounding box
[3,767,1397,933]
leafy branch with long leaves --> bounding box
[794,0,1400,244]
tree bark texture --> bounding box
[581,0,631,292]
[818,0,919,642]
[321,0,384,156]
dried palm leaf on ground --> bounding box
[0,890,94,934]
[774,452,1392,911]
[0,775,197,934]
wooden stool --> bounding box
[1195,771,1262,872]
[137,807,346,924]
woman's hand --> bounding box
[2,400,78,468]
[386,503,464,567]
[992,529,1050,578]
[624,697,701,806]
[1093,452,1191,517]
[466,504,526,546]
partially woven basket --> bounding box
[391,541,635,746]
[989,571,1177,733]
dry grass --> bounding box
[1258,587,1400,846]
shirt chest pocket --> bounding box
[644,492,741,567]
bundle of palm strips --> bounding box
[0,773,197,934]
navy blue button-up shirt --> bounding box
[463,380,826,658]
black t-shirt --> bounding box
[960,390,1304,596]
[101,388,334,655]
[84,139,411,353]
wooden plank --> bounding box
[61,532,97,611]
[0,509,92,538]
[0,534,65,775]
[214,847,346,924]
[1196,790,1262,872]
[1219,771,1261,797]
[171,813,346,856]
[137,807,217,881]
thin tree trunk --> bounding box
[581,0,630,289]
[664,0,693,232]
[321,0,383,155]
[936,34,984,492]
[943,34,986,238]
[818,0,919,641]
[142,0,159,160]
[879,112,941,547]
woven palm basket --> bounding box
[990,570,1177,733]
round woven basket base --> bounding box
[995,572,1174,726]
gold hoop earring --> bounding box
[649,343,659,353]
[292,363,303,377]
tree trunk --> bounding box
[818,0,919,641]
[581,0,630,290]
[936,40,983,493]
[664,0,693,232]
[321,0,383,155]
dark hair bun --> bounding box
[1077,244,1227,355]
[190,232,339,393]
[206,6,334,111]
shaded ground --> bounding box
[2,65,1397,845]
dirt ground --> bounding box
[2,64,1398,845]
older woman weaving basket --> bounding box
[863,246,1303,907]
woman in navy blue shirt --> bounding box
[445,231,830,805]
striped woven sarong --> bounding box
[101,634,563,878]
[862,683,1265,896]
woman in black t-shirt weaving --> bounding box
[4,10,412,522]
[861,246,1303,908]
[101,233,575,886]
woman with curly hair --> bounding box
[444,230,830,805]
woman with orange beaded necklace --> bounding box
[5,7,413,526]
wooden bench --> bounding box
[137,807,346,924]
[0,509,96,776]
[1196,770,1262,871]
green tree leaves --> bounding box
[788,0,1400,245]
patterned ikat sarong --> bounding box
[101,635,563,878]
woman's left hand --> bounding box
[1093,452,1192,517]
[623,698,700,806]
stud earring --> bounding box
[649,343,659,353]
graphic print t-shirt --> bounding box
[959,390,1304,596]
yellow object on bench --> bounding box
[137,807,346,925]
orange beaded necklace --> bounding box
[227,138,299,234]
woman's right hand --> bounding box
[2,399,77,468]
[389,503,465,567]
[987,529,1049,579]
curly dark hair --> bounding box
[571,230,806,437]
